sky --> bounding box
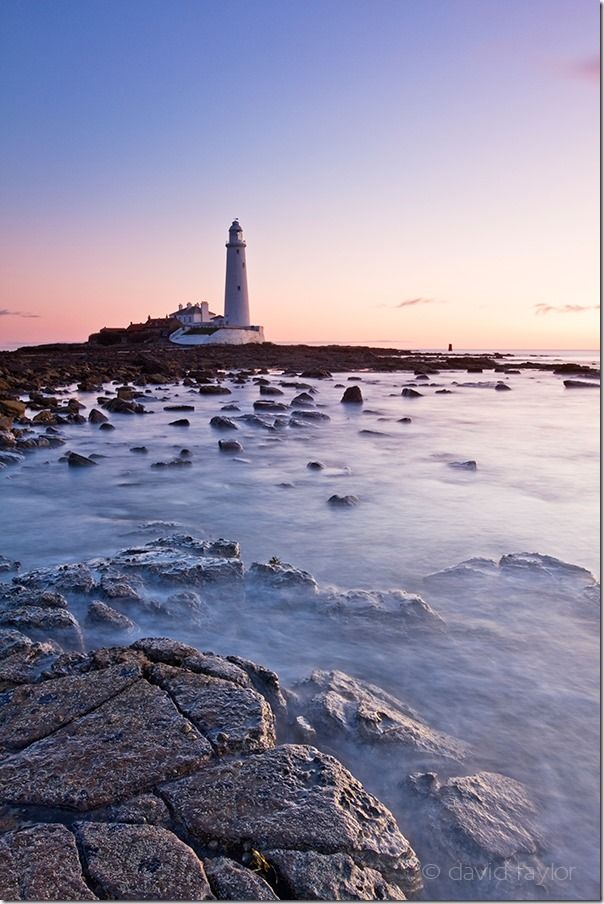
[0,0,599,349]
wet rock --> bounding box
[259,385,284,396]
[100,573,143,601]
[32,410,57,426]
[401,388,422,398]
[0,555,19,573]
[204,856,278,901]
[495,382,512,391]
[307,460,325,470]
[76,822,214,900]
[130,445,148,453]
[246,560,319,597]
[291,391,315,407]
[105,541,243,585]
[320,588,444,627]
[300,369,332,379]
[148,662,276,755]
[219,439,243,453]
[294,670,465,763]
[0,662,141,753]
[266,849,407,900]
[164,404,195,411]
[86,601,135,633]
[67,451,97,467]
[0,640,62,689]
[328,494,359,507]
[199,384,231,395]
[210,415,238,430]
[0,399,26,418]
[563,379,599,389]
[169,418,190,426]
[88,409,108,424]
[448,460,477,471]
[290,409,330,421]
[147,534,241,559]
[0,628,33,660]
[409,770,540,864]
[0,679,213,810]
[0,606,83,651]
[254,400,288,412]
[101,397,147,414]
[224,655,288,723]
[341,385,363,404]
[161,744,420,891]
[0,823,96,900]
[98,422,115,431]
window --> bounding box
[236,249,239,254]
[237,285,241,290]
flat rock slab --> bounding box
[266,848,407,900]
[0,662,141,753]
[76,822,214,900]
[203,857,278,901]
[0,678,213,810]
[0,823,96,900]
[149,663,276,755]
[162,744,420,893]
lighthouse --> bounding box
[224,219,250,326]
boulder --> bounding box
[198,385,231,395]
[319,588,444,627]
[307,460,325,470]
[290,409,330,421]
[0,679,213,810]
[161,744,420,892]
[259,385,284,396]
[0,606,84,651]
[495,382,512,391]
[66,451,97,467]
[75,822,214,900]
[164,404,195,411]
[246,560,319,597]
[341,385,363,404]
[328,494,359,507]
[293,670,465,763]
[266,849,406,900]
[169,418,190,427]
[447,460,477,471]
[210,416,238,430]
[401,388,422,398]
[86,601,135,633]
[204,856,278,901]
[0,824,96,901]
[88,409,108,424]
[563,379,600,389]
[0,399,26,418]
[98,422,115,431]
[218,439,243,453]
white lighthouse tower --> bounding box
[224,219,250,326]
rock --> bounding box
[148,662,276,755]
[307,460,325,470]
[218,439,243,453]
[90,792,172,828]
[0,823,96,900]
[291,391,315,407]
[409,770,540,864]
[0,399,26,418]
[32,410,57,426]
[76,822,214,900]
[294,670,465,763]
[563,379,600,389]
[130,445,148,453]
[300,369,332,379]
[88,409,108,424]
[102,397,147,414]
[210,416,238,430]
[259,385,284,396]
[0,628,33,660]
[495,382,512,391]
[435,389,452,394]
[164,404,195,411]
[0,640,62,689]
[15,562,96,595]
[447,460,477,471]
[0,606,83,651]
[105,540,243,586]
[204,856,278,901]
[341,385,363,404]
[253,400,288,412]
[246,560,319,597]
[169,418,190,426]
[66,451,97,467]
[100,573,143,601]
[401,388,422,398]
[198,385,231,395]
[0,555,19,573]
[86,601,135,633]
[266,849,406,900]
[290,409,330,421]
[224,655,288,723]
[0,662,141,753]
[98,422,115,431]
[0,679,213,810]
[328,494,359,507]
[320,588,444,627]
[161,744,420,891]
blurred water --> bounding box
[0,355,599,899]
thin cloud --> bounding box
[396,297,446,309]
[0,309,40,318]
[535,303,600,315]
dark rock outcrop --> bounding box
[0,824,97,901]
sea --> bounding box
[0,345,600,898]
